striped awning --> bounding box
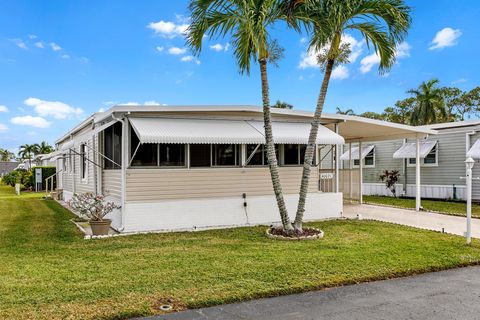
[393,140,437,159]
[129,117,345,145]
[340,145,375,161]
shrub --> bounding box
[67,193,121,222]
[379,170,401,197]
[30,166,56,190]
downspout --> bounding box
[112,113,126,232]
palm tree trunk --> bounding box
[293,58,335,232]
[259,58,293,233]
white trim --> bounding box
[407,143,438,167]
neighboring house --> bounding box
[35,154,56,167]
[49,105,434,233]
[344,119,480,201]
[0,161,20,177]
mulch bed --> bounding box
[267,227,324,240]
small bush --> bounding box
[379,170,400,197]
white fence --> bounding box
[363,183,466,201]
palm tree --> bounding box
[293,0,412,232]
[409,79,447,125]
[335,106,355,115]
[18,144,38,169]
[187,0,295,232]
[37,141,54,154]
[0,148,15,161]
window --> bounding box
[190,144,211,167]
[159,144,185,167]
[103,122,122,169]
[408,144,438,166]
[246,144,265,166]
[353,148,375,167]
[281,144,314,166]
[80,144,87,180]
[213,144,240,166]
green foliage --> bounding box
[359,111,385,120]
[273,100,294,109]
[0,148,15,161]
[336,107,355,115]
[0,166,56,190]
[32,166,57,190]
[3,185,480,319]
[409,79,447,125]
[1,170,25,187]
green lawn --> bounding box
[2,185,480,319]
[364,195,480,218]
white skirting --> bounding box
[122,192,343,233]
[363,183,466,200]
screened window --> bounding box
[246,144,265,166]
[159,144,185,167]
[103,122,122,169]
[213,144,240,166]
[130,128,157,167]
[80,144,87,180]
[353,149,375,167]
[190,144,211,167]
[408,144,437,166]
[281,144,313,166]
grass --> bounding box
[2,185,480,319]
[364,195,480,218]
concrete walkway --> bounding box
[343,203,480,238]
[139,266,480,320]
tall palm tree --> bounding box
[18,144,38,168]
[37,141,54,154]
[0,148,15,161]
[187,0,295,232]
[409,79,446,125]
[293,0,412,232]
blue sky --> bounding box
[0,0,479,153]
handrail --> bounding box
[45,169,63,198]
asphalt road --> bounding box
[138,266,480,320]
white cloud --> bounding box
[180,55,200,64]
[11,115,51,128]
[34,41,44,49]
[331,65,349,80]
[0,123,7,131]
[0,105,8,113]
[123,102,140,106]
[61,54,70,59]
[300,37,307,44]
[429,27,462,50]
[148,20,188,38]
[11,39,28,50]
[359,53,381,73]
[156,46,164,53]
[168,47,187,55]
[24,97,83,120]
[209,43,230,52]
[26,131,37,136]
[395,41,411,58]
[452,78,468,85]
[144,100,161,105]
[50,42,62,52]
[298,34,363,69]
[28,34,37,39]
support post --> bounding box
[415,137,421,211]
[465,157,474,245]
[349,142,353,202]
[335,124,340,193]
[359,141,363,204]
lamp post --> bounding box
[465,157,475,245]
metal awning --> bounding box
[60,140,74,151]
[392,140,437,159]
[41,150,63,161]
[74,120,117,147]
[129,117,345,145]
[246,121,344,145]
[340,145,375,161]
[467,139,480,159]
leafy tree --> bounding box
[384,97,414,124]
[0,148,15,161]
[335,107,355,115]
[293,0,411,232]
[359,111,385,120]
[273,100,294,109]
[409,79,447,125]
[466,87,480,119]
[439,87,462,121]
[187,0,296,233]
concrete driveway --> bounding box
[343,203,480,238]
[138,266,480,320]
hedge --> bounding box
[1,166,56,190]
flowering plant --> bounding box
[68,193,120,222]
